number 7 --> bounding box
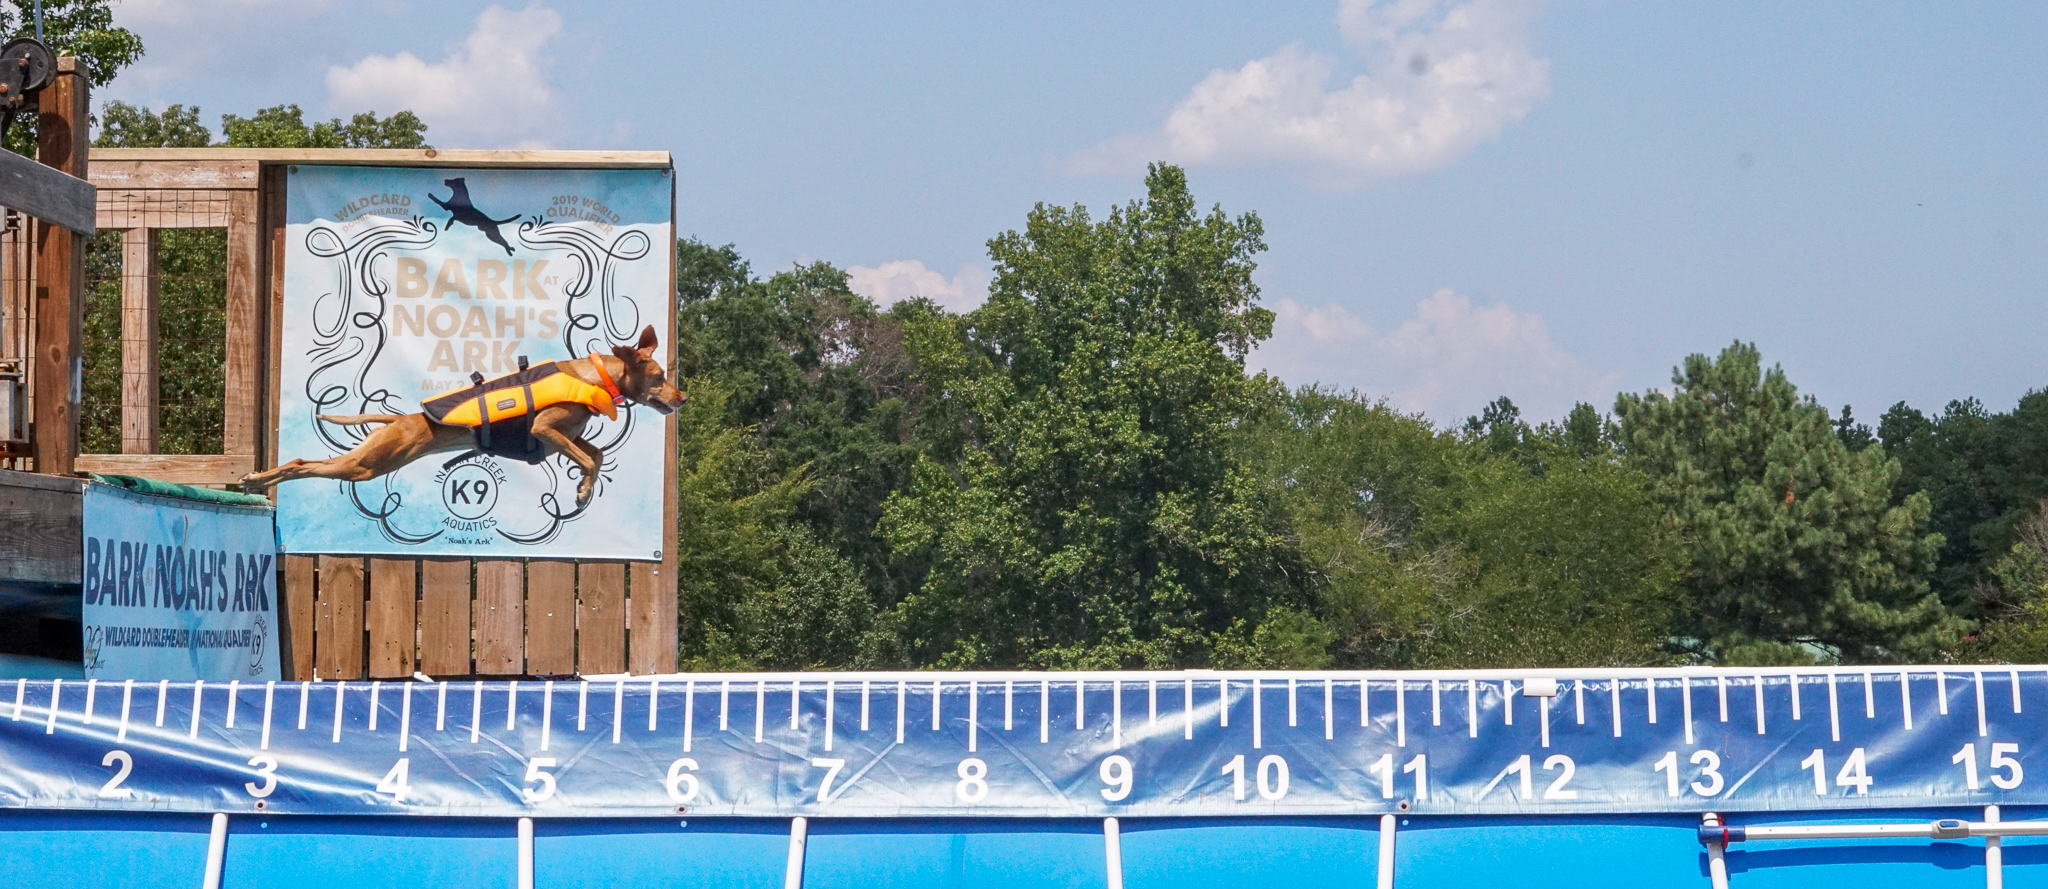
[812,757,847,803]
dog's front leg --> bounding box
[531,407,603,508]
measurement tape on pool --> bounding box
[1,671,2042,818]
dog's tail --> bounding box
[317,413,405,426]
[487,213,521,226]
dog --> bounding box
[242,325,685,508]
[428,177,520,255]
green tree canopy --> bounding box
[220,104,429,149]
[882,164,1293,669]
[1615,341,1960,663]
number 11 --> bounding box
[1369,753,1427,799]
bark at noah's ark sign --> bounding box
[275,165,674,560]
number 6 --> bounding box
[665,758,700,803]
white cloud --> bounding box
[846,261,990,313]
[1252,288,1616,423]
[326,3,562,147]
[1069,0,1550,185]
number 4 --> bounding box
[377,758,411,801]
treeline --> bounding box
[672,166,2048,670]
[57,2,2047,668]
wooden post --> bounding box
[316,555,365,680]
[577,562,626,675]
[30,58,88,475]
[281,554,316,680]
[524,560,575,676]
[474,560,525,675]
[119,228,158,453]
[223,190,261,459]
[367,558,417,678]
[418,558,473,677]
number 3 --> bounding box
[245,755,278,799]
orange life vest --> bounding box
[421,357,621,464]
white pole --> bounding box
[200,812,228,889]
[1702,813,1730,889]
[1104,817,1124,889]
[1987,805,2003,889]
[1376,813,1397,889]
[784,816,809,889]
[517,817,534,889]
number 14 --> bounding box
[1800,748,1873,796]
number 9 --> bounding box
[1100,755,1134,801]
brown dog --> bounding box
[242,325,685,507]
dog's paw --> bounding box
[575,482,595,509]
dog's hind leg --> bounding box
[241,415,469,492]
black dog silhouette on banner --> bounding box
[429,177,518,255]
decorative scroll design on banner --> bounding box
[290,215,649,546]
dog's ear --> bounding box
[610,343,639,365]
[635,325,659,353]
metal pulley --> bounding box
[0,37,55,112]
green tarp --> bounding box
[86,473,273,509]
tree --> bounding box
[881,164,1295,669]
[1614,341,1960,663]
[220,104,428,149]
[1879,392,2048,615]
[1252,385,1684,668]
[96,102,209,148]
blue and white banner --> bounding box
[0,669,2043,818]
[79,483,281,682]
[276,165,674,560]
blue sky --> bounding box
[107,0,2048,425]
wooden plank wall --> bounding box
[284,556,657,679]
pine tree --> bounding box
[1615,341,1961,663]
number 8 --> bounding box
[956,758,989,802]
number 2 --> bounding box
[99,750,133,799]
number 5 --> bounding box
[523,757,558,803]
[1992,743,2024,790]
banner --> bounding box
[79,483,280,682]
[276,165,674,560]
[0,670,2041,818]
